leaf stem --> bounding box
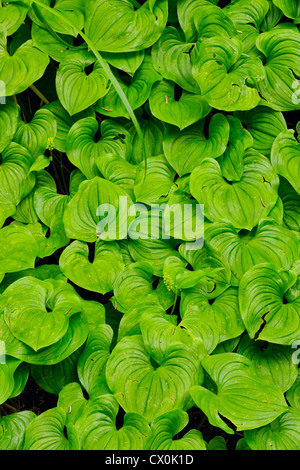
[30,84,50,104]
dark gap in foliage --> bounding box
[87,242,95,263]
[203,116,210,140]
[67,279,113,304]
[152,277,160,289]
[82,388,89,400]
[185,263,193,271]
[73,34,85,47]
[2,217,14,228]
[285,110,300,129]
[63,425,68,439]
[217,0,231,7]
[115,406,126,430]
[0,375,58,417]
[260,340,269,351]
[94,124,102,142]
[208,282,216,294]
[166,291,181,314]
[282,295,289,304]
[223,177,233,185]
[45,227,51,239]
[150,355,160,370]
[208,298,215,305]
[183,44,195,55]
[84,63,94,76]
[254,312,269,340]
[141,105,150,120]
[218,413,237,433]
[174,83,183,101]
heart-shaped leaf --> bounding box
[190,353,288,433]
[0,277,82,351]
[66,116,132,179]
[149,79,211,130]
[0,27,49,97]
[163,114,230,176]
[190,150,279,230]
[56,56,110,116]
[84,0,168,53]
[106,335,203,422]
[0,411,36,450]
[239,263,300,345]
[145,410,206,450]
[59,240,124,295]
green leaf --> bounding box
[244,409,300,450]
[42,100,95,153]
[0,1,30,36]
[101,50,145,75]
[149,80,211,130]
[0,357,23,405]
[63,176,135,242]
[271,129,300,195]
[24,407,80,450]
[255,27,300,111]
[177,0,237,43]
[0,224,39,277]
[139,296,207,363]
[97,153,137,199]
[75,394,150,450]
[145,410,206,450]
[190,353,288,433]
[13,109,57,159]
[235,106,287,156]
[0,27,49,97]
[0,97,19,154]
[127,239,181,277]
[180,284,244,353]
[279,178,300,231]
[106,335,203,422]
[77,325,113,396]
[190,150,279,230]
[237,334,298,393]
[31,22,94,63]
[0,142,36,227]
[0,310,89,365]
[192,36,265,111]
[65,116,132,179]
[223,0,270,29]
[125,114,165,165]
[29,0,85,36]
[56,56,110,116]
[84,0,168,53]
[112,262,154,314]
[206,218,299,282]
[30,350,81,395]
[273,0,300,22]
[95,55,161,118]
[134,155,175,205]
[59,240,124,295]
[0,411,36,450]
[163,114,230,176]
[217,115,253,182]
[0,277,82,351]
[239,263,300,345]
[151,26,201,94]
